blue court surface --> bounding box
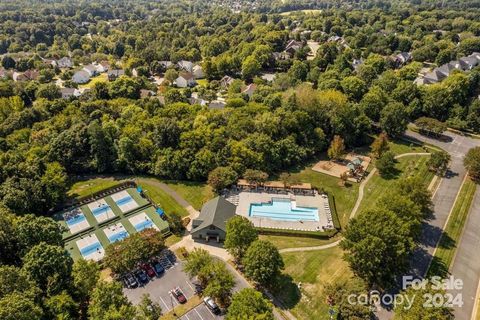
[135,219,154,232]
[108,230,129,243]
[65,213,86,226]
[116,196,133,206]
[80,242,103,257]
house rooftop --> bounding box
[191,197,236,234]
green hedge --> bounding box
[256,227,337,239]
[328,194,341,230]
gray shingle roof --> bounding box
[191,197,236,234]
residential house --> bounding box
[0,68,9,79]
[107,69,125,81]
[72,70,90,84]
[13,70,39,82]
[140,89,156,99]
[191,197,236,242]
[208,100,227,110]
[94,61,109,73]
[57,57,73,69]
[459,56,479,70]
[60,87,81,99]
[352,58,364,72]
[260,73,276,82]
[177,60,194,72]
[192,65,204,79]
[241,83,257,98]
[394,52,412,67]
[284,39,302,55]
[159,61,173,70]
[83,64,98,77]
[174,72,196,88]
[220,75,234,88]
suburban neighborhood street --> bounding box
[405,130,480,319]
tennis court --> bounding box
[64,208,90,234]
[129,212,159,232]
[87,199,115,223]
[103,222,129,243]
[76,234,104,261]
[111,190,140,213]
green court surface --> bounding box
[57,187,170,261]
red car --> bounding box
[141,263,156,278]
[171,287,187,304]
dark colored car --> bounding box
[203,296,220,314]
[171,287,187,304]
[151,260,165,276]
[141,263,156,278]
[123,273,138,289]
[134,269,149,285]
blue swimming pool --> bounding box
[108,231,129,243]
[116,196,133,206]
[134,219,154,231]
[80,242,103,257]
[249,198,319,222]
[65,213,86,226]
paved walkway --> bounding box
[277,152,430,254]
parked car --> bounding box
[203,296,220,314]
[134,269,149,285]
[141,263,156,278]
[151,260,165,276]
[171,287,187,304]
[123,273,138,289]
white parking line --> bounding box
[195,308,205,320]
[186,280,195,291]
[204,304,216,318]
[159,297,169,311]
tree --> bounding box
[394,285,452,320]
[341,209,414,288]
[200,261,235,305]
[0,292,43,320]
[16,214,64,255]
[324,280,373,320]
[414,117,447,137]
[88,281,136,320]
[92,82,110,100]
[376,151,396,176]
[207,166,238,193]
[164,69,178,84]
[380,102,409,138]
[370,133,389,158]
[104,229,165,274]
[428,151,451,176]
[396,177,433,217]
[22,243,73,295]
[327,135,346,161]
[243,240,284,287]
[224,216,258,261]
[243,169,268,186]
[44,291,79,320]
[241,56,261,80]
[136,294,162,320]
[226,288,273,320]
[340,76,367,102]
[464,147,480,181]
[36,83,61,100]
[184,248,213,281]
[72,259,100,310]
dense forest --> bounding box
[0,0,479,318]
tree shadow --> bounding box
[272,273,301,309]
[378,167,401,180]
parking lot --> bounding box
[123,250,222,319]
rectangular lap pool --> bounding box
[249,198,319,222]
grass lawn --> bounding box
[196,79,208,87]
[275,246,353,320]
[68,177,122,198]
[67,176,189,217]
[259,234,340,250]
[358,154,433,214]
[162,180,213,210]
[79,73,108,89]
[280,9,322,15]
[135,178,189,217]
[428,177,477,278]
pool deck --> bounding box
[235,192,333,231]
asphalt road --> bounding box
[376,130,479,320]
